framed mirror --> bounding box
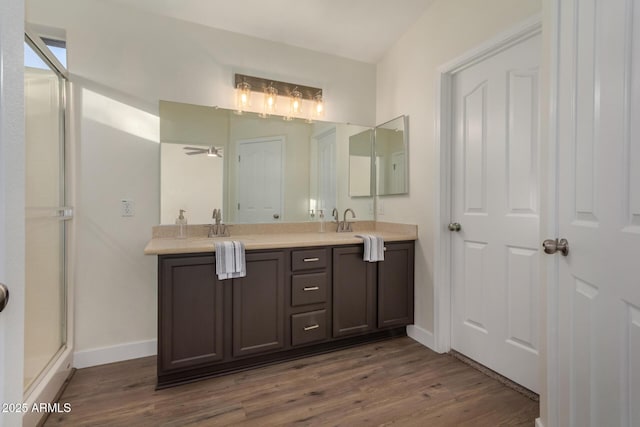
[375,115,408,196]
[159,100,375,224]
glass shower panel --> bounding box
[23,42,66,390]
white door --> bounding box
[316,129,337,214]
[1,2,26,425]
[236,137,284,223]
[450,33,540,392]
[552,0,640,425]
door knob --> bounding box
[0,283,9,313]
[542,238,569,256]
[273,213,280,219]
[448,222,461,232]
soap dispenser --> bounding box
[176,209,187,239]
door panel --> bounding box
[451,33,540,393]
[463,81,488,214]
[555,0,640,425]
[507,70,538,215]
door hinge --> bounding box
[238,155,241,162]
[238,203,240,210]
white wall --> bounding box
[26,0,376,363]
[375,0,541,338]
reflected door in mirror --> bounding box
[236,137,284,223]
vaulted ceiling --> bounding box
[106,0,435,63]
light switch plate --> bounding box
[121,199,135,217]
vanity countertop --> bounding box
[144,221,417,255]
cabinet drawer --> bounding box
[291,248,327,271]
[291,310,327,346]
[291,273,327,306]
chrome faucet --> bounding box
[337,208,356,232]
[209,208,229,237]
[331,208,339,223]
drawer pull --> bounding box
[303,257,320,262]
[303,286,320,291]
[304,324,320,331]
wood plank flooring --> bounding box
[44,337,538,426]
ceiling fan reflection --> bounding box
[183,146,223,158]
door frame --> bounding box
[0,1,26,425]
[433,15,542,354]
[235,136,285,222]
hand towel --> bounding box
[215,240,246,280]
[355,234,385,262]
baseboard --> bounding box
[73,339,157,369]
[406,325,437,351]
[535,417,545,427]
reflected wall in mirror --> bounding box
[159,100,374,224]
[348,129,374,197]
[375,115,408,196]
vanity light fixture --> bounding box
[234,73,324,120]
[235,80,251,114]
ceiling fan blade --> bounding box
[183,146,207,152]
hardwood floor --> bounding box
[44,337,538,426]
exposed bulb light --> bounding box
[290,88,303,116]
[261,84,278,118]
[235,81,251,114]
[313,92,324,118]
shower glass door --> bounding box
[23,38,68,392]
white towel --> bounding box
[355,234,385,262]
[215,240,246,280]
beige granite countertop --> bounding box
[144,221,417,255]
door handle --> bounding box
[448,222,461,232]
[542,238,569,256]
[0,283,9,313]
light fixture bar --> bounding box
[234,73,322,101]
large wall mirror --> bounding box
[160,100,375,224]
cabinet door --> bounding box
[159,255,224,372]
[332,246,376,337]
[378,242,414,328]
[232,251,285,357]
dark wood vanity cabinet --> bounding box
[332,246,376,337]
[232,251,285,357]
[377,242,415,328]
[332,241,415,337]
[157,241,414,388]
[158,254,224,373]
